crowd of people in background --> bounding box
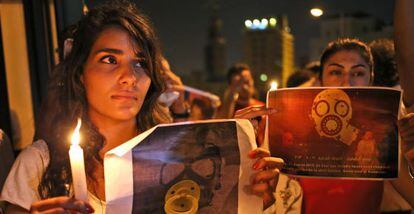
[1,0,414,213]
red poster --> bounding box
[268,87,401,179]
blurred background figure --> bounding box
[286,69,314,88]
[188,98,216,120]
[160,57,221,121]
[216,63,263,119]
[287,61,321,88]
[369,39,400,88]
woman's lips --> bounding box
[111,93,138,100]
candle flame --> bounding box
[71,118,82,146]
[270,81,278,91]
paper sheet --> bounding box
[104,119,262,213]
[267,87,401,179]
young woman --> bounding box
[0,1,282,213]
[300,37,413,213]
[300,38,382,214]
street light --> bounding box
[310,8,324,18]
[310,7,345,37]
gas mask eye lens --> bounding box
[191,159,215,179]
[161,163,185,185]
[314,100,330,117]
[335,100,349,117]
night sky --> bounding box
[69,0,394,75]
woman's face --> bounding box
[82,26,151,124]
[322,50,371,87]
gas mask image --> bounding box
[160,143,222,213]
[310,89,359,145]
[164,180,200,214]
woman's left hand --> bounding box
[249,147,284,209]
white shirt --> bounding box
[0,139,304,214]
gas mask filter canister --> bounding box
[164,180,201,214]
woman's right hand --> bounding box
[234,106,277,135]
[30,196,94,214]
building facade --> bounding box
[205,14,227,81]
[242,15,295,96]
[309,12,393,61]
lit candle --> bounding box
[69,118,88,201]
[267,81,278,108]
[270,81,278,91]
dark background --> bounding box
[61,0,394,75]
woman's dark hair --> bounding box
[369,39,399,87]
[37,0,171,198]
[319,38,374,83]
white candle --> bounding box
[264,81,278,149]
[69,118,88,201]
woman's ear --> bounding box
[80,74,84,84]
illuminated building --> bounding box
[242,15,294,97]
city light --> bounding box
[252,19,261,29]
[260,74,268,82]
[245,19,252,28]
[269,18,277,27]
[310,8,324,17]
[260,18,268,29]
[245,17,276,30]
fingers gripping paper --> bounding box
[103,119,262,213]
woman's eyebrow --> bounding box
[94,48,123,55]
[327,63,344,68]
[351,64,368,69]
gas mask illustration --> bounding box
[310,89,359,145]
[164,180,200,214]
[160,143,222,214]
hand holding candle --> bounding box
[69,118,88,201]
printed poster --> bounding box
[103,119,263,213]
[267,87,401,179]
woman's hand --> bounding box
[162,68,189,117]
[399,112,414,168]
[249,148,284,209]
[234,105,277,135]
[30,196,94,214]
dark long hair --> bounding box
[36,0,171,198]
